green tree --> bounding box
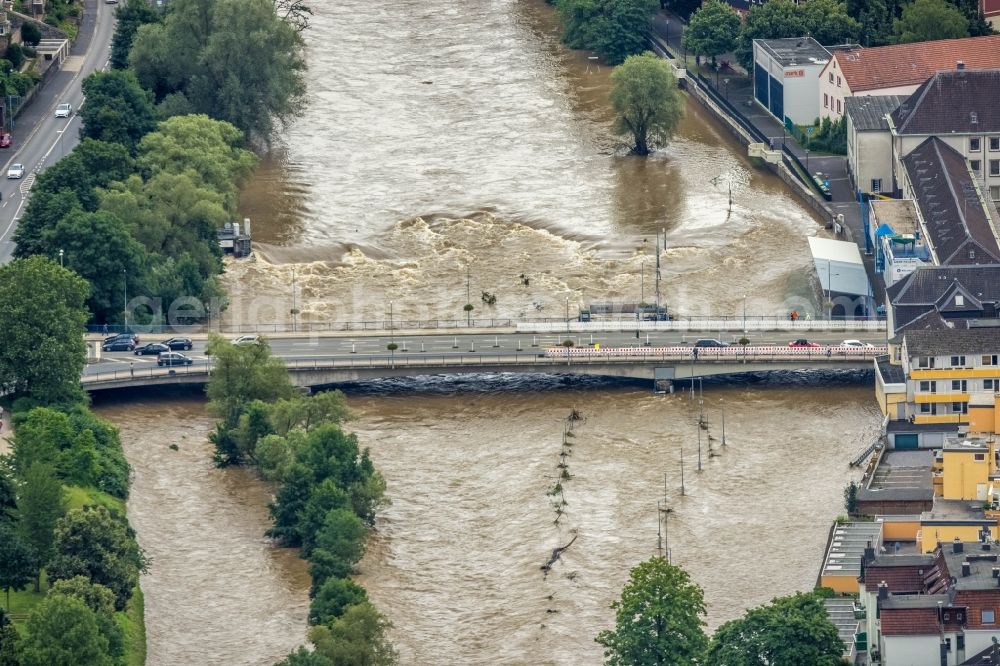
[736,0,806,68]
[0,619,22,666]
[47,506,147,611]
[20,594,113,666]
[0,467,16,526]
[110,0,161,69]
[15,464,66,591]
[683,1,740,66]
[609,52,684,156]
[267,462,314,545]
[595,557,709,666]
[556,0,660,65]
[79,70,158,151]
[20,22,41,47]
[309,602,398,666]
[0,258,89,405]
[49,577,125,663]
[205,335,296,463]
[893,0,969,42]
[310,578,368,626]
[847,0,896,45]
[801,0,863,45]
[308,509,367,588]
[297,480,350,557]
[707,592,844,665]
[277,647,333,666]
[0,524,36,611]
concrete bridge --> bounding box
[81,347,883,393]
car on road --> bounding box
[6,164,24,179]
[161,337,193,351]
[693,338,730,348]
[788,339,822,348]
[232,334,261,346]
[0,133,11,148]
[104,332,139,345]
[103,338,136,352]
[157,352,193,367]
[55,103,72,118]
[134,343,169,356]
[841,339,875,348]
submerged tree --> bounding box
[610,53,685,156]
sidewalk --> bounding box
[652,9,884,304]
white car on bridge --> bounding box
[6,163,24,179]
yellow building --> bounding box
[938,440,997,500]
[969,393,1000,436]
[899,329,1000,426]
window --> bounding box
[952,380,967,392]
[952,402,968,414]
[983,609,995,624]
[958,634,965,650]
[972,160,982,172]
[920,380,937,392]
[952,355,967,367]
[920,403,937,414]
[991,185,1000,201]
[985,379,996,391]
[972,137,982,152]
[918,357,936,369]
[991,137,1000,151]
[975,453,986,461]
[984,355,999,366]
[956,295,965,306]
[836,99,841,113]
[991,159,1000,177]
[829,73,834,83]
[837,76,841,87]
[823,93,828,108]
[871,178,882,193]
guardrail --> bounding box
[80,348,882,386]
[518,320,886,333]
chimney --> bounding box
[878,581,890,600]
[984,542,992,551]
[992,567,999,578]
[954,538,964,554]
[962,561,971,577]
[957,60,965,70]
[864,541,876,562]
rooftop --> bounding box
[888,265,1000,305]
[904,328,1000,357]
[940,541,1000,591]
[833,35,1000,92]
[822,598,859,660]
[892,69,1000,135]
[876,355,906,384]
[872,199,921,237]
[823,521,883,579]
[754,36,830,67]
[846,95,907,131]
[859,449,934,502]
[902,137,1000,266]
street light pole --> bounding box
[58,249,63,267]
[122,269,128,331]
[805,148,810,174]
[291,267,297,333]
[742,294,747,333]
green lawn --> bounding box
[65,484,127,516]
[119,586,147,666]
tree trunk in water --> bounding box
[634,131,649,156]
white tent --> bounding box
[808,236,871,297]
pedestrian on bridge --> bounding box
[102,323,109,336]
[130,362,134,379]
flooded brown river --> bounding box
[101,0,883,663]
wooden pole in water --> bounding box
[680,442,686,496]
[722,404,727,446]
[698,426,703,472]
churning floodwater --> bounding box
[102,1,881,663]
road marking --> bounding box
[61,56,86,72]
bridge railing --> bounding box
[81,349,882,386]
[519,319,886,333]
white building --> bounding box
[845,95,906,196]
[752,37,830,126]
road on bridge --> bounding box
[0,0,117,262]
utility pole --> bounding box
[122,269,128,331]
[655,231,661,311]
[680,442,686,496]
[722,403,727,446]
[697,426,703,472]
[291,267,297,333]
[657,500,663,557]
[466,265,471,305]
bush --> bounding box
[4,44,23,70]
[20,22,42,47]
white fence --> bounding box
[542,345,887,360]
[518,320,887,334]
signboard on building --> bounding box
[784,69,805,78]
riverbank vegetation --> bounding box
[610,52,684,155]
[596,556,844,665]
[550,0,660,64]
[205,337,396,665]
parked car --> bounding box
[841,339,875,348]
[157,352,193,367]
[102,338,136,352]
[161,337,193,351]
[788,339,822,348]
[134,343,169,356]
[0,133,11,148]
[55,103,72,118]
[693,338,729,348]
[6,163,24,179]
[232,335,261,346]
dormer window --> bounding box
[956,295,965,306]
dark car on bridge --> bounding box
[788,339,822,348]
[693,338,729,348]
[102,335,137,352]
[161,337,193,351]
[134,343,169,356]
[157,352,193,367]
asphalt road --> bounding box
[0,0,115,262]
[82,330,888,377]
